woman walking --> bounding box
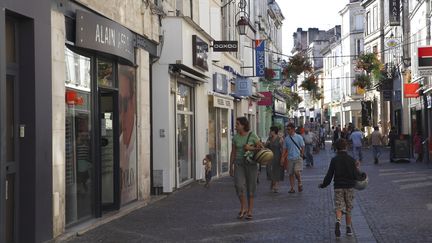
[265,126,284,193]
[229,117,262,220]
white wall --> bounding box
[151,64,174,192]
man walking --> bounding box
[281,123,305,193]
[349,128,364,163]
[302,128,314,167]
[370,126,383,164]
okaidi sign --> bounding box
[418,46,432,76]
[404,83,420,98]
[255,40,266,77]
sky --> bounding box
[277,0,349,56]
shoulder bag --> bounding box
[289,135,305,160]
[243,132,257,165]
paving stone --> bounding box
[64,143,432,243]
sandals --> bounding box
[298,184,303,192]
[288,188,295,193]
[237,210,247,219]
[245,214,253,220]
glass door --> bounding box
[219,109,229,173]
[99,91,120,210]
[176,83,194,185]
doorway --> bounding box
[4,16,19,243]
[99,90,120,211]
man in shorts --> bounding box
[318,139,362,237]
[281,123,305,193]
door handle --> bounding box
[5,180,8,200]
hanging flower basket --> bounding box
[264,68,276,80]
[300,75,318,91]
[355,53,381,75]
[313,92,323,101]
[353,74,372,89]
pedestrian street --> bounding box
[64,143,432,243]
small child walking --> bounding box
[203,154,212,188]
[318,138,362,238]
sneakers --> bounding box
[335,221,341,237]
[346,226,353,236]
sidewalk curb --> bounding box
[353,197,377,243]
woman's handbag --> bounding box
[253,148,273,165]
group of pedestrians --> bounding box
[227,116,364,238]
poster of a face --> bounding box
[192,35,209,71]
[119,64,137,205]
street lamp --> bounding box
[237,16,249,35]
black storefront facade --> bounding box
[0,0,53,242]
[54,1,157,237]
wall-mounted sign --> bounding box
[389,0,400,26]
[257,91,272,106]
[213,73,228,94]
[404,83,420,98]
[192,35,209,71]
[212,41,238,52]
[255,40,266,77]
[418,46,432,76]
[274,98,287,114]
[75,10,135,64]
[235,78,252,97]
[213,96,233,110]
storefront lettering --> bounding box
[76,10,135,64]
[95,24,116,46]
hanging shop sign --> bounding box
[255,40,266,77]
[75,10,135,64]
[192,35,209,71]
[418,46,432,76]
[257,91,272,106]
[272,69,282,81]
[383,90,393,101]
[404,83,420,98]
[389,0,400,26]
[235,78,252,97]
[212,41,238,52]
[213,73,228,94]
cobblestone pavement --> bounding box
[355,147,432,243]
[64,142,432,243]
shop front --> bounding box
[273,96,288,132]
[208,73,233,176]
[52,3,156,235]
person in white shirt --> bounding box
[349,128,364,163]
[302,129,315,167]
